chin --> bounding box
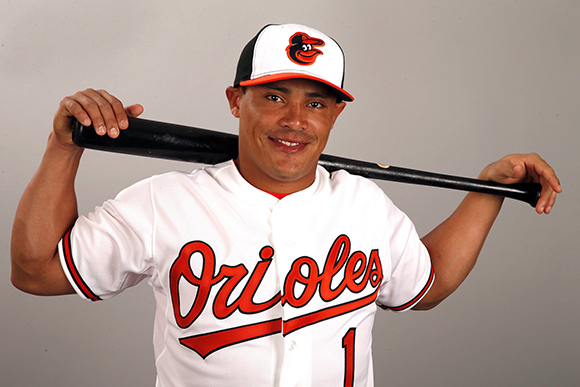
[271,163,316,183]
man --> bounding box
[11,24,560,386]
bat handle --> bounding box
[319,155,543,207]
[475,180,542,207]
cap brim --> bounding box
[239,73,354,102]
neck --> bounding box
[234,158,317,195]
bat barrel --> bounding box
[72,117,238,164]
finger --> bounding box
[68,89,126,138]
[94,89,128,137]
[536,186,553,214]
[544,190,558,214]
[545,174,563,194]
[529,163,562,213]
[124,104,144,119]
[535,174,560,214]
[53,96,94,145]
[525,154,562,189]
[63,89,113,136]
[538,190,557,214]
[57,96,92,127]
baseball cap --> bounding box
[233,24,354,102]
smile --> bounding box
[277,139,301,147]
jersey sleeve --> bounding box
[375,196,434,312]
[58,178,156,301]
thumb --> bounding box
[125,104,144,118]
[503,161,534,184]
[510,163,528,181]
[481,156,528,184]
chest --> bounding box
[151,192,389,326]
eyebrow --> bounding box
[261,83,334,100]
[262,84,290,93]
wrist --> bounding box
[44,132,84,170]
[47,131,83,155]
[477,164,494,181]
[465,190,505,211]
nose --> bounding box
[279,103,308,131]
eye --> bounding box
[267,95,281,102]
[309,101,323,108]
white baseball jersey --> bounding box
[58,160,433,387]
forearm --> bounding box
[414,191,504,310]
[11,132,83,293]
[412,152,562,310]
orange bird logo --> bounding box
[286,32,325,65]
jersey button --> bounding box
[286,239,295,247]
[288,341,297,351]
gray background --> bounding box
[1,1,579,386]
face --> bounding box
[226,79,346,194]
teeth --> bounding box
[278,139,300,147]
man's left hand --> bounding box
[479,153,562,214]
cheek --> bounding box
[314,121,334,147]
[316,133,331,152]
[238,116,269,156]
[239,103,272,137]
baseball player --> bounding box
[11,24,561,387]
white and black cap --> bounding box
[233,24,354,102]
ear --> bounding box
[331,101,347,128]
[225,86,243,118]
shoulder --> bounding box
[122,161,233,192]
[319,166,408,219]
[324,167,388,198]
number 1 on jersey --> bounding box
[342,328,356,387]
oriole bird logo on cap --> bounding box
[286,32,325,65]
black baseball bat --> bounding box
[72,117,542,207]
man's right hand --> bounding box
[11,89,144,296]
[53,88,144,148]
